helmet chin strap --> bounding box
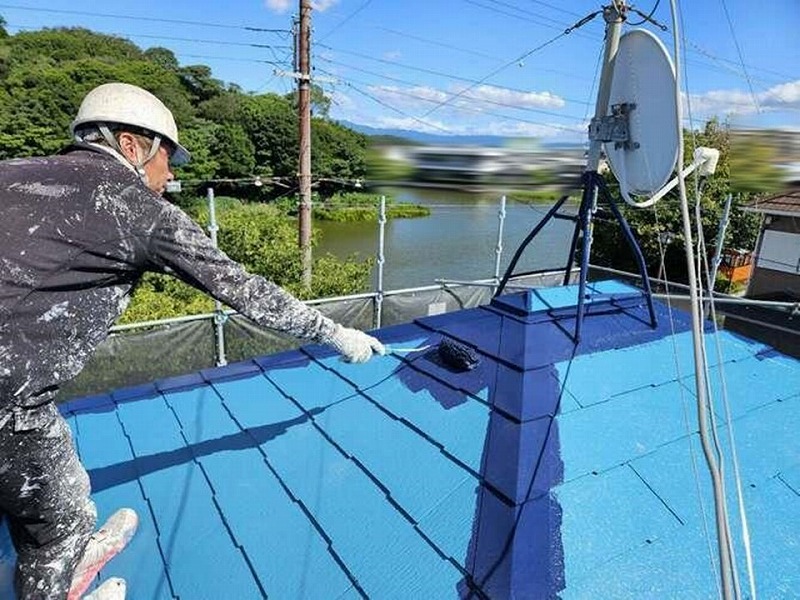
[97,123,162,186]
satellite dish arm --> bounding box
[620,146,720,208]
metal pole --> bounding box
[375,195,386,328]
[207,187,228,367]
[707,193,733,312]
[586,4,625,173]
[493,195,507,294]
[298,0,313,288]
[667,0,734,594]
[575,3,626,340]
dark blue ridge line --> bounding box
[464,356,572,599]
[214,393,368,598]
[111,401,179,600]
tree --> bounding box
[285,83,332,118]
[144,47,179,71]
[211,123,256,179]
[172,119,221,184]
[179,64,224,104]
[238,93,299,177]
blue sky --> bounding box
[2,0,798,142]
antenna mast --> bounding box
[495,1,657,342]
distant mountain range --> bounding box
[339,120,585,150]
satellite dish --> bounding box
[605,28,679,198]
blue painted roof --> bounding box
[2,280,798,598]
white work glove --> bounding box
[326,324,386,363]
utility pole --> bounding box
[298,0,313,288]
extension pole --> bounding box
[668,1,735,596]
[298,0,313,288]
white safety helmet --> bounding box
[70,82,191,165]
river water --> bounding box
[316,188,577,290]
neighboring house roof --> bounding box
[1,280,798,598]
[743,189,800,217]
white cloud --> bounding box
[265,0,338,12]
[686,79,800,117]
[265,0,291,13]
[370,85,449,106]
[761,80,800,107]
[311,0,340,11]
[371,116,452,134]
[364,84,566,117]
[329,89,357,110]
[465,85,566,109]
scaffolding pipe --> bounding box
[493,195,507,295]
[207,187,228,367]
[375,195,387,329]
[706,193,733,317]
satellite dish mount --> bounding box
[496,2,682,342]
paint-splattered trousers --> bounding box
[0,402,96,599]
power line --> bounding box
[316,0,374,43]
[419,25,579,119]
[317,43,594,107]
[180,53,289,67]
[463,0,580,32]
[464,0,791,88]
[529,0,584,19]
[718,0,760,114]
[370,24,505,62]
[339,79,453,134]
[316,67,584,134]
[6,24,291,52]
[0,4,291,34]
[316,56,587,124]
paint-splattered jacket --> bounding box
[0,144,336,418]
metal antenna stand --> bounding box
[494,2,657,343]
[493,171,657,342]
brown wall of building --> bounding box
[747,267,799,299]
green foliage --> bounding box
[312,118,369,183]
[509,189,573,203]
[0,25,382,323]
[0,26,369,194]
[172,120,221,183]
[592,120,762,284]
[123,202,373,320]
[143,47,179,71]
[120,273,215,324]
[285,83,332,118]
[211,123,256,179]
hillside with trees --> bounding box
[0,24,397,319]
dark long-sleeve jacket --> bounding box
[0,144,335,412]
